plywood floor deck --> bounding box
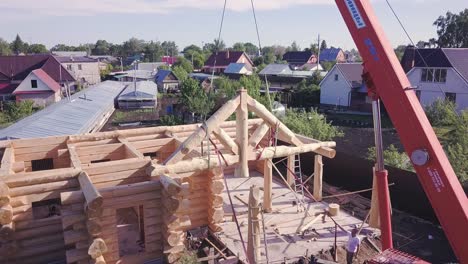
[218,172,378,263]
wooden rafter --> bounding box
[164,95,241,165]
[67,145,82,169]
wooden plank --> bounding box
[118,137,144,158]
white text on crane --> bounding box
[345,0,366,29]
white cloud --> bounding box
[0,0,332,16]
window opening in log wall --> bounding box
[32,198,61,219]
[117,205,145,257]
[91,159,111,164]
[143,152,158,159]
[31,158,54,171]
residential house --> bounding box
[111,69,156,82]
[13,69,61,107]
[138,62,167,72]
[189,73,219,92]
[319,63,371,111]
[89,55,118,71]
[401,47,468,111]
[124,54,144,66]
[162,56,177,66]
[0,55,75,102]
[319,48,346,62]
[202,51,253,74]
[296,63,324,71]
[0,81,127,139]
[55,56,101,85]
[155,70,179,93]
[259,64,316,105]
[118,81,158,109]
[282,51,317,66]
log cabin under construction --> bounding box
[0,89,352,264]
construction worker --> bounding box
[346,228,361,264]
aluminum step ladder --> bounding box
[293,153,306,211]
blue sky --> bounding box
[0,0,465,50]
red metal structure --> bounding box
[334,0,468,262]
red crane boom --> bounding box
[334,0,468,262]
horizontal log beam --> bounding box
[148,142,335,176]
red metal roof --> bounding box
[32,69,61,92]
[0,55,75,83]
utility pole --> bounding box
[317,34,321,74]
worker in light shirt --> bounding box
[346,228,361,264]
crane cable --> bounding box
[385,0,459,116]
[250,0,273,110]
[209,0,228,93]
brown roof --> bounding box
[204,51,252,67]
[336,63,363,87]
[0,55,75,83]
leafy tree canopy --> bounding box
[281,109,344,141]
[433,9,468,48]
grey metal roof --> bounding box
[138,62,166,72]
[119,69,156,80]
[224,63,248,74]
[119,81,158,100]
[259,64,292,75]
[0,81,127,140]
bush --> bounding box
[367,144,414,171]
[4,100,34,122]
[281,109,343,141]
[424,99,458,126]
[160,115,184,126]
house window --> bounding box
[31,80,38,88]
[421,68,447,83]
[445,92,456,103]
[31,158,54,171]
[334,74,338,81]
[434,69,447,83]
[78,64,82,70]
[32,198,61,219]
[67,64,72,70]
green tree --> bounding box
[281,109,344,141]
[122,37,145,56]
[161,41,178,56]
[232,42,246,52]
[172,65,189,81]
[424,99,458,127]
[244,42,259,56]
[367,144,414,171]
[4,100,35,122]
[291,80,321,108]
[160,115,184,126]
[288,41,300,52]
[320,40,328,51]
[321,61,337,71]
[172,57,193,73]
[27,44,48,54]
[93,40,111,55]
[214,76,240,99]
[180,78,214,120]
[144,41,164,62]
[239,75,261,100]
[11,34,26,54]
[432,9,468,48]
[0,38,12,55]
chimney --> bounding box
[226,50,230,59]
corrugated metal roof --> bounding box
[0,81,127,140]
[259,64,292,75]
[119,81,157,100]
